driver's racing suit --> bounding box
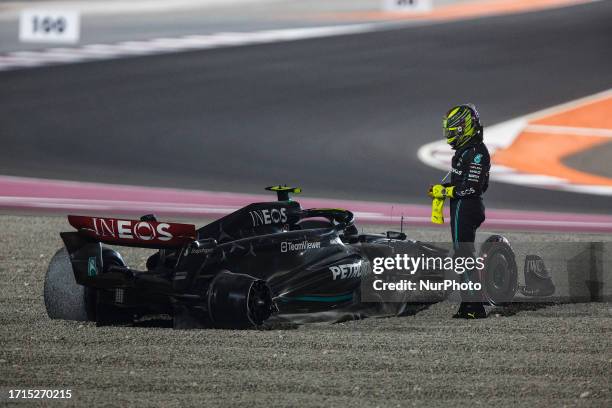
[446,140,490,301]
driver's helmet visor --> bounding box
[444,126,462,144]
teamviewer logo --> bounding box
[281,242,288,253]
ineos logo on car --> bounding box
[91,218,173,241]
[249,208,288,227]
[67,215,196,248]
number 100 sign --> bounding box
[19,10,80,44]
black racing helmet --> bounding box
[443,103,483,149]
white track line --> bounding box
[0,25,377,72]
[524,124,612,137]
[525,88,612,121]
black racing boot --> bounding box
[452,302,487,319]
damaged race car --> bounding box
[44,186,523,329]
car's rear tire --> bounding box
[44,248,95,321]
[207,271,275,329]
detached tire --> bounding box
[44,248,95,321]
[480,236,518,305]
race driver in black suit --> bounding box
[428,103,490,319]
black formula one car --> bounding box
[44,186,522,329]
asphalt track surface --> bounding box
[1,1,612,214]
[0,215,610,407]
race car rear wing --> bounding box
[61,216,197,288]
[67,215,196,249]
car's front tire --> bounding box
[479,235,518,305]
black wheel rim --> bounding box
[247,281,273,325]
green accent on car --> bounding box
[87,257,97,277]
